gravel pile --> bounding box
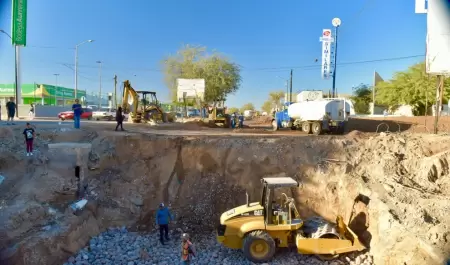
[63,227,373,265]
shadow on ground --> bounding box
[346,117,413,133]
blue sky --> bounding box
[0,0,426,108]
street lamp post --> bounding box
[54,74,59,106]
[331,18,341,98]
[0,29,19,117]
[74,40,94,99]
[96,61,102,109]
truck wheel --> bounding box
[271,120,278,131]
[301,122,311,134]
[242,230,276,263]
[311,122,322,135]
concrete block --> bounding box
[47,143,92,149]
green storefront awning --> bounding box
[0,84,86,98]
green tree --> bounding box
[227,107,239,114]
[161,45,242,106]
[375,62,450,115]
[350,84,373,114]
[240,103,255,113]
[268,91,285,110]
[261,100,273,115]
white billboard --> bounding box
[426,0,450,75]
[176,78,205,102]
[321,29,332,79]
[415,0,428,13]
[296,90,323,102]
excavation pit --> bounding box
[0,125,449,265]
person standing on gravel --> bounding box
[23,122,35,156]
[155,203,174,245]
[72,99,82,129]
[181,233,196,264]
[115,107,125,131]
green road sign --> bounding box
[11,0,27,46]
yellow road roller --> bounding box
[216,177,369,262]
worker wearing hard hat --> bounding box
[181,233,196,264]
[155,202,174,245]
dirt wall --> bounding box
[0,126,449,265]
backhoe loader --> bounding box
[121,80,174,123]
[216,177,369,263]
[205,100,231,128]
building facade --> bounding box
[0,84,87,106]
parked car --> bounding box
[93,108,115,121]
[86,105,99,111]
[58,108,93,121]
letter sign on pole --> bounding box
[11,0,27,46]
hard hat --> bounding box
[181,233,190,239]
[159,203,164,207]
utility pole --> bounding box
[331,18,342,98]
[96,61,102,108]
[54,74,59,106]
[285,80,289,107]
[433,75,445,134]
[289,69,293,103]
[0,30,19,117]
[114,74,118,108]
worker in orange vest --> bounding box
[181,233,196,264]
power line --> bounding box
[338,0,377,35]
[28,45,73,50]
[38,53,425,75]
[57,62,161,72]
[241,54,425,72]
[61,64,96,82]
[0,43,73,50]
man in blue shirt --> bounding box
[156,202,174,245]
[72,99,82,129]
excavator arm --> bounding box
[122,80,139,116]
[121,80,173,123]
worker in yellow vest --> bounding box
[181,233,196,264]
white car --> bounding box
[92,108,115,121]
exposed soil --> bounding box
[0,123,449,265]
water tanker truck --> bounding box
[271,98,350,135]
